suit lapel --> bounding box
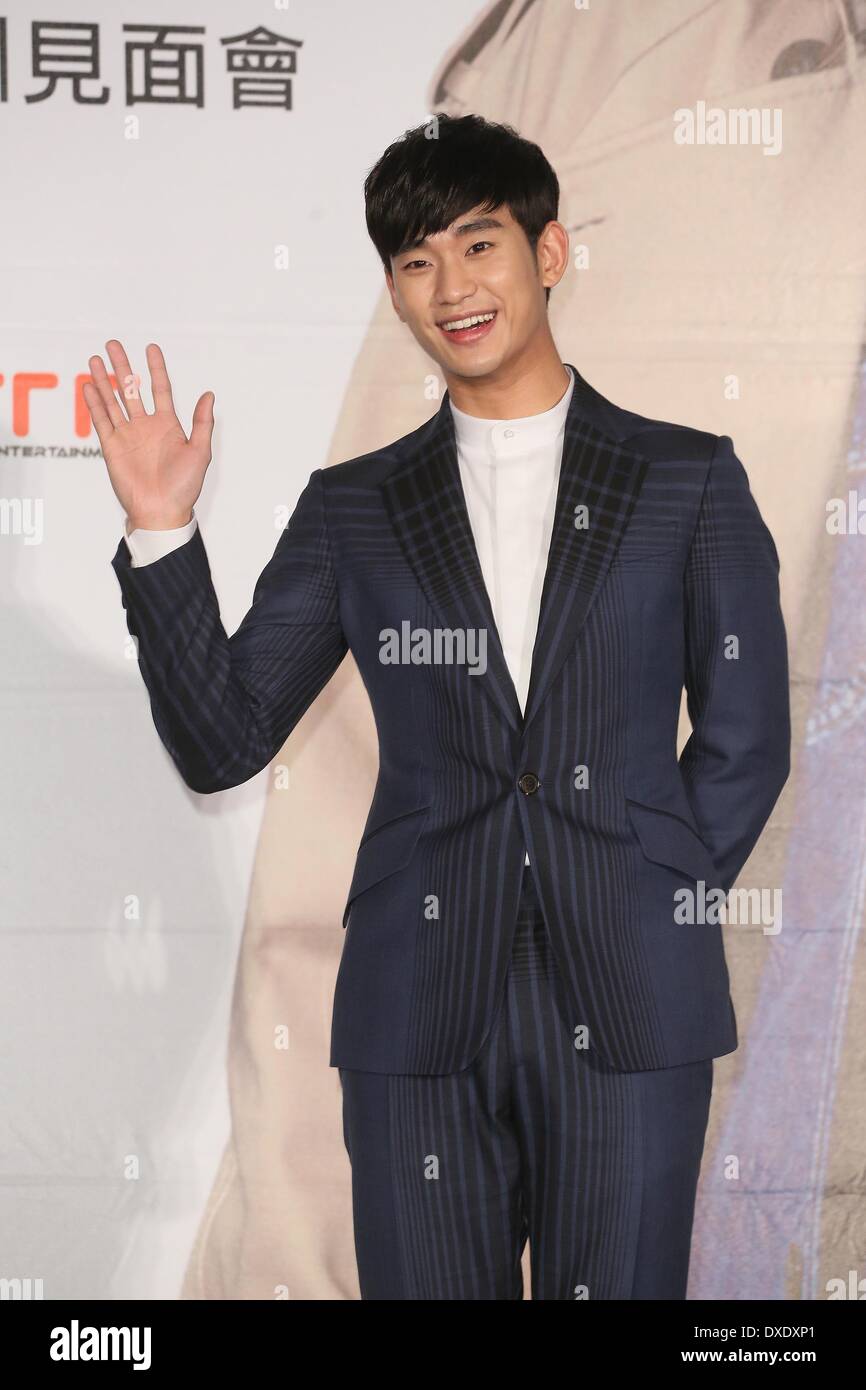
[522,382,649,728]
[381,393,523,733]
[380,364,649,735]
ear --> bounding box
[538,220,570,292]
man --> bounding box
[85,113,790,1299]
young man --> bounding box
[85,114,790,1300]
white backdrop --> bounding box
[1,0,471,1299]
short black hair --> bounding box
[364,112,560,305]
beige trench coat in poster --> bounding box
[180,0,866,1300]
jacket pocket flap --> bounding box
[625,798,720,886]
[613,517,680,565]
[342,805,431,927]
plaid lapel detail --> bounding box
[523,381,649,728]
[381,393,523,732]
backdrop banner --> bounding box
[4,0,864,1302]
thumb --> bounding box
[189,390,215,454]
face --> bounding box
[385,203,568,381]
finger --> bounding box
[189,391,215,455]
[87,354,127,429]
[82,380,115,452]
[146,342,177,416]
[105,339,147,417]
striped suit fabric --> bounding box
[339,862,714,1299]
[110,364,790,1079]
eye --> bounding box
[467,241,493,255]
[401,258,428,271]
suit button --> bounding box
[517,772,540,795]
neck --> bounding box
[443,343,570,420]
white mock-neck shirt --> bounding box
[448,363,575,717]
[449,364,575,866]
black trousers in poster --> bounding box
[339,863,714,1300]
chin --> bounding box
[438,343,508,377]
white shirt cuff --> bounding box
[125,514,198,568]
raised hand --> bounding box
[83,340,214,531]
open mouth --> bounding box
[437,310,498,345]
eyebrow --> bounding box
[395,216,505,260]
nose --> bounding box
[434,260,477,308]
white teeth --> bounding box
[441,312,496,331]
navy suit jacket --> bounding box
[111,365,790,1075]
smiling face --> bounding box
[385,203,568,383]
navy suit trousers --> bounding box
[339,864,714,1300]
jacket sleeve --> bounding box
[110,467,348,793]
[678,434,791,892]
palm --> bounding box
[83,339,215,530]
[104,407,198,525]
